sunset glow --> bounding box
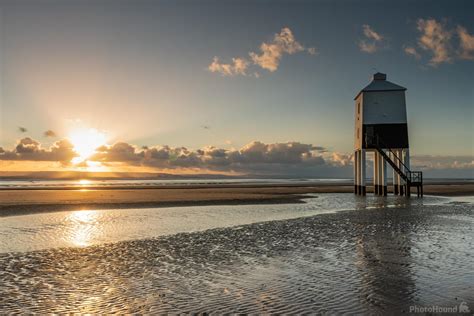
[69,128,107,163]
[67,210,99,247]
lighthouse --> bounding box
[353,73,423,197]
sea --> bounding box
[0,177,471,189]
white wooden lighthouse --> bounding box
[353,72,423,197]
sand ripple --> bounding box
[0,202,473,313]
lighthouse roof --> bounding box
[354,73,406,100]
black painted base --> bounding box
[377,185,383,195]
[373,185,388,196]
[355,185,367,196]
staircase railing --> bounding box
[410,171,423,184]
[365,134,422,184]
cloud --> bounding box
[249,27,305,72]
[2,138,337,176]
[44,130,57,137]
[90,140,328,172]
[307,47,317,55]
[411,155,474,170]
[457,26,474,60]
[363,24,384,41]
[416,18,452,66]
[403,46,421,59]
[358,42,378,54]
[2,137,471,178]
[92,142,144,162]
[232,141,325,165]
[329,152,353,166]
[0,138,389,172]
[358,25,386,53]
[404,19,474,66]
[208,57,249,76]
[209,27,314,77]
[0,137,77,164]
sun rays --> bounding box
[69,128,107,164]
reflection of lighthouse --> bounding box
[355,220,416,312]
[353,73,423,197]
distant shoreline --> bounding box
[1,183,473,217]
[0,180,472,190]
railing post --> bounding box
[421,175,423,197]
[396,149,402,195]
[391,151,399,195]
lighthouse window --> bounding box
[357,103,360,114]
[357,128,359,138]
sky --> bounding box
[0,0,473,177]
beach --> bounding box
[0,193,472,314]
[1,182,473,216]
[0,182,473,313]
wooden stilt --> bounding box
[354,150,358,194]
[361,149,366,196]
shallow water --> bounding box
[0,194,472,314]
[0,177,469,189]
[0,194,446,253]
[0,178,351,189]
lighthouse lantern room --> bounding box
[354,72,423,197]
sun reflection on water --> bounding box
[67,210,99,247]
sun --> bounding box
[69,128,107,163]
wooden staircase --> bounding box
[367,135,423,197]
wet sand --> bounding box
[1,183,473,216]
[1,201,472,314]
